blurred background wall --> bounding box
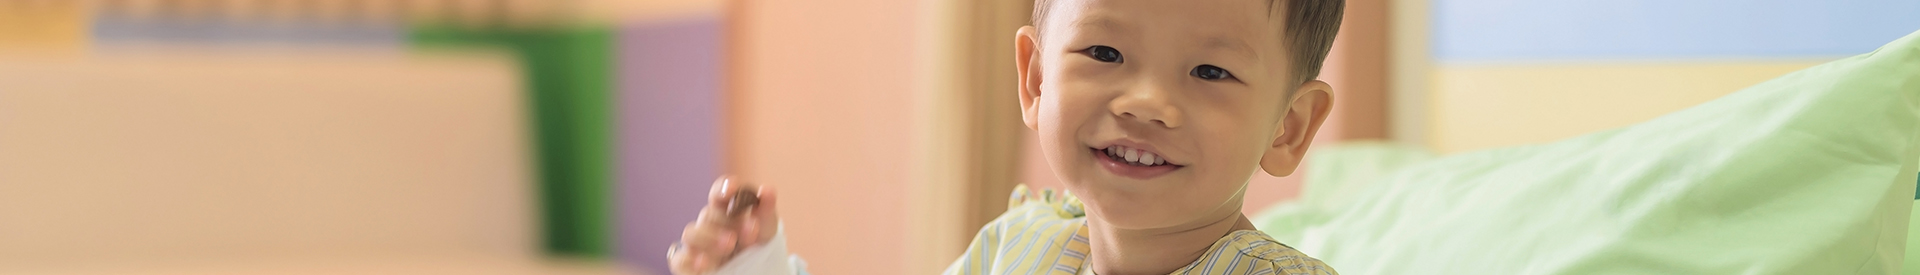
[4,0,1919,275]
[1415,0,1920,153]
[0,0,655,274]
[618,11,724,275]
[724,0,923,273]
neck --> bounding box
[1084,206,1256,275]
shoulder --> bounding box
[1181,230,1340,275]
[975,185,1087,243]
[945,185,1090,275]
[998,184,1087,222]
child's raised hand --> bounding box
[668,176,780,275]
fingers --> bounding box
[750,185,780,243]
[737,216,760,248]
[675,175,777,275]
[701,176,746,225]
[734,185,775,248]
[673,222,738,274]
[668,238,707,275]
[754,185,778,220]
[724,185,776,249]
[671,224,702,274]
[707,176,735,211]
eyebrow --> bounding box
[1072,15,1258,59]
[1071,16,1131,33]
[1203,36,1259,59]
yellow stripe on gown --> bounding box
[942,185,1339,275]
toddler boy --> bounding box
[672,0,1346,274]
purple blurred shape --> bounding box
[616,17,725,274]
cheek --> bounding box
[1193,94,1283,162]
[1035,80,1097,178]
[1044,61,1123,127]
[1188,113,1274,191]
[1035,82,1081,143]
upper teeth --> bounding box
[1104,146,1166,166]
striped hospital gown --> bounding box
[942,185,1339,275]
[705,185,1337,275]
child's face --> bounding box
[1015,0,1333,230]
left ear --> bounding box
[1259,80,1335,177]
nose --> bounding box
[1109,79,1183,128]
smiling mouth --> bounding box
[1089,145,1183,179]
[1092,145,1173,167]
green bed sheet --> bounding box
[1257,30,1920,275]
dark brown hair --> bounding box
[1031,0,1345,87]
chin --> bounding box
[1072,187,1194,229]
[1085,202,1193,229]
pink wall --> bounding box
[726,0,924,274]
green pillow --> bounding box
[1258,30,1920,275]
[1253,142,1434,245]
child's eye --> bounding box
[1083,45,1124,63]
[1190,64,1235,81]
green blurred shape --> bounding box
[1257,30,1920,275]
[408,25,615,258]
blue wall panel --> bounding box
[1434,0,1920,62]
